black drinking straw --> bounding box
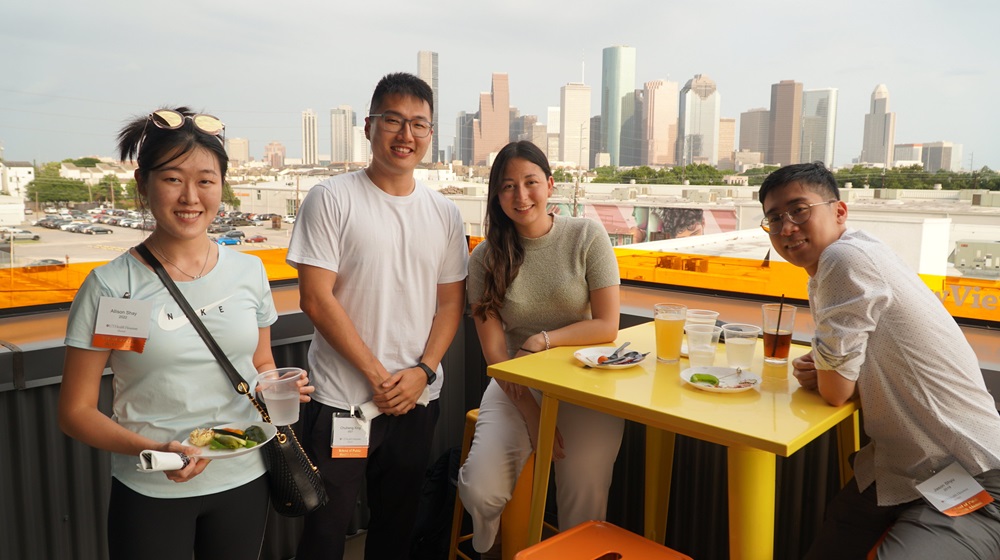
[772,294,785,357]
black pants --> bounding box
[108,475,269,560]
[295,399,440,560]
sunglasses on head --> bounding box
[148,109,225,137]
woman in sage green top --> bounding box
[458,141,624,555]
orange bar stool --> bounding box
[449,409,546,560]
[513,521,693,560]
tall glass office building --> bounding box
[800,88,838,167]
[601,45,636,167]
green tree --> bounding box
[69,157,101,168]
[96,174,122,205]
[591,166,618,183]
[222,182,240,209]
[26,163,91,203]
[552,168,573,183]
[741,166,780,186]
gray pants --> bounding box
[805,470,1000,560]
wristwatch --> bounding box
[417,362,438,385]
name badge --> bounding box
[915,461,994,516]
[331,410,369,458]
[92,297,152,352]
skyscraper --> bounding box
[472,73,510,166]
[589,116,602,168]
[601,45,637,167]
[417,51,439,164]
[455,111,475,165]
[642,80,679,166]
[301,109,318,166]
[619,90,644,167]
[677,74,721,166]
[800,88,838,167]
[560,83,591,168]
[768,80,803,166]
[739,108,770,156]
[264,142,285,168]
[922,141,962,172]
[226,137,250,166]
[860,84,896,166]
[718,118,736,170]
[330,105,355,165]
[351,126,370,165]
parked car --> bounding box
[208,223,233,234]
[3,229,40,241]
[24,259,66,272]
[245,234,268,243]
[84,226,113,235]
[283,215,296,224]
[222,230,245,239]
[212,236,241,246]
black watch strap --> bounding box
[417,362,437,385]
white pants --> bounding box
[457,379,625,552]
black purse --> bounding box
[136,243,328,517]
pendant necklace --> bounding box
[150,239,212,280]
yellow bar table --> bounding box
[487,322,860,560]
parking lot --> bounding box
[3,220,295,267]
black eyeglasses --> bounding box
[369,113,433,138]
[760,200,837,234]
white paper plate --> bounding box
[181,422,277,459]
[680,366,761,393]
[574,347,647,370]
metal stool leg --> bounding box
[449,409,480,560]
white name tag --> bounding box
[92,297,152,352]
[331,411,369,458]
[915,461,994,516]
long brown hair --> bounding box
[472,141,553,321]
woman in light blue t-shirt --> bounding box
[58,107,313,560]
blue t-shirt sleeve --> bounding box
[65,269,114,351]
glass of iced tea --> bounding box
[654,303,687,363]
[761,304,796,364]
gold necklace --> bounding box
[150,239,212,280]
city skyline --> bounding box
[1,0,997,170]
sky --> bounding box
[2,0,998,171]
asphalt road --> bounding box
[4,221,294,267]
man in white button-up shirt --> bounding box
[759,163,1000,559]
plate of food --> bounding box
[181,422,277,459]
[574,346,648,370]
[680,366,761,393]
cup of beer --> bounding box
[761,304,796,364]
[654,303,687,363]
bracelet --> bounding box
[519,347,536,354]
[541,330,550,350]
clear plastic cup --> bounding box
[685,309,720,328]
[255,367,304,425]
[685,324,722,368]
[722,324,761,370]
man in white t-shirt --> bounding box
[287,72,468,560]
[759,162,1000,559]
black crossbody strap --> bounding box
[136,243,249,395]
